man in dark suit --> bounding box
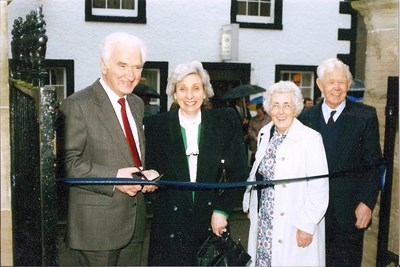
[298,58,382,266]
[59,32,159,266]
[234,98,252,164]
[234,97,252,135]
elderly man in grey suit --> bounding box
[59,32,159,266]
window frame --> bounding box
[231,0,282,30]
[44,59,75,102]
[85,0,146,24]
[275,64,319,102]
[142,61,168,113]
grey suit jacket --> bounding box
[59,79,146,250]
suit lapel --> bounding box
[167,110,190,182]
[92,81,134,165]
[197,110,220,183]
[310,101,353,169]
[331,100,354,168]
[165,110,194,203]
[306,103,323,129]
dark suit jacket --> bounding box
[233,105,252,135]
[144,108,248,265]
[59,79,146,250]
[298,99,382,229]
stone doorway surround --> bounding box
[1,0,13,266]
[352,0,399,266]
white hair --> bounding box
[263,81,304,116]
[100,32,147,67]
[166,61,214,100]
[317,58,353,82]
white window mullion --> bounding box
[236,0,275,24]
[280,71,315,100]
[92,0,138,17]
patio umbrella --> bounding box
[348,79,365,102]
[221,84,266,116]
[247,96,264,111]
[133,84,160,98]
[350,79,365,91]
[221,84,266,100]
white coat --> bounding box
[243,119,329,266]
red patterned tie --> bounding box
[118,98,142,167]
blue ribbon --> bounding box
[59,173,328,189]
[59,161,385,190]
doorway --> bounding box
[202,62,251,109]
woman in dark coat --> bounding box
[144,61,248,266]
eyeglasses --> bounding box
[270,104,293,113]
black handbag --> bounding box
[196,232,251,266]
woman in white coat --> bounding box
[243,81,329,266]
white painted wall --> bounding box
[7,0,351,95]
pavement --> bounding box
[57,198,250,266]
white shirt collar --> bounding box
[178,109,201,183]
[178,109,202,128]
[100,77,123,103]
[322,98,346,122]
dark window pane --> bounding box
[50,70,57,84]
[281,73,289,81]
[237,2,247,15]
[107,0,120,9]
[260,2,270,16]
[302,73,312,86]
[93,0,106,8]
[54,69,64,84]
[248,2,259,16]
[122,0,134,9]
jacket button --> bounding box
[169,233,175,238]
[281,157,285,161]
[208,202,212,206]
[173,206,178,211]
[278,239,283,244]
[280,212,285,216]
[132,203,137,207]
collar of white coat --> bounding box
[259,118,303,143]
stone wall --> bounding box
[0,0,13,266]
[352,0,399,266]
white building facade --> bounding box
[7,0,353,111]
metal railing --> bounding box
[10,81,58,266]
[9,5,58,266]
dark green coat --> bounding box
[144,108,248,266]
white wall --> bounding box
[8,0,351,93]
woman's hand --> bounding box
[296,229,313,248]
[211,212,228,236]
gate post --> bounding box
[39,85,58,266]
[376,76,399,266]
